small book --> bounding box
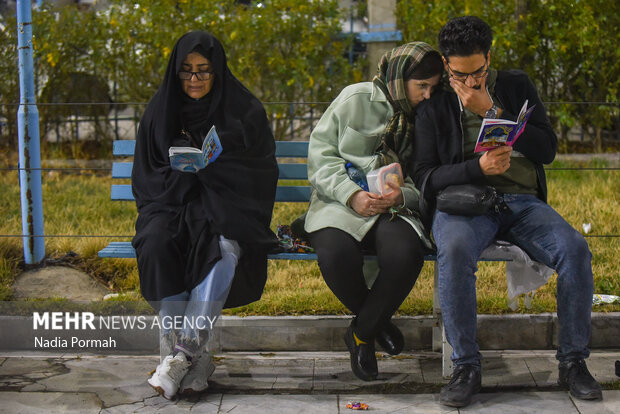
[169,125,223,173]
[474,100,535,152]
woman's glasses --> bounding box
[178,71,214,81]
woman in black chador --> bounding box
[131,31,278,399]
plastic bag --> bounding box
[367,163,403,195]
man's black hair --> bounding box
[405,50,443,80]
[438,16,492,59]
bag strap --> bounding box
[418,167,438,230]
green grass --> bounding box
[0,158,618,315]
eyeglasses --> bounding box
[447,60,489,82]
[178,71,214,81]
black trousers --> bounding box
[309,215,425,341]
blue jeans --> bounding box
[433,194,593,366]
[159,236,241,346]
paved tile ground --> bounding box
[0,350,618,413]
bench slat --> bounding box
[98,241,443,261]
[111,185,134,201]
[113,140,136,156]
[274,141,309,158]
[114,140,310,158]
[98,240,506,264]
[278,163,308,180]
[111,184,311,202]
[111,162,308,181]
[112,162,132,179]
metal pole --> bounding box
[17,0,45,264]
[349,5,354,64]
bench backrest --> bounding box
[110,140,311,202]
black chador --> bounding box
[131,32,279,308]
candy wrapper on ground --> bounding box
[346,401,369,410]
[276,224,314,253]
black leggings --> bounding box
[309,215,425,341]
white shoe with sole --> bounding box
[179,352,216,395]
[148,352,191,399]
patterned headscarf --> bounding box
[373,42,438,171]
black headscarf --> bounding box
[131,32,279,307]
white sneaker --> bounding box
[148,353,191,399]
[179,352,216,395]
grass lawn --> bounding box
[0,158,618,315]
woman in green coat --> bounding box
[305,42,443,381]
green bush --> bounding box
[396,0,620,151]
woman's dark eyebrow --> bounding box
[181,62,211,68]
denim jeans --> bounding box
[432,194,593,366]
[158,236,241,346]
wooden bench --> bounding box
[99,139,515,377]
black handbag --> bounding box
[436,184,497,216]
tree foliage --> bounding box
[0,0,362,147]
[1,1,618,151]
[396,0,619,150]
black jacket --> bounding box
[411,69,557,225]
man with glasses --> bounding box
[411,16,602,408]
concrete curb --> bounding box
[1,312,618,354]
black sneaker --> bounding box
[558,359,603,400]
[440,364,481,408]
[376,320,404,356]
[343,322,378,381]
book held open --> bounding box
[169,125,223,172]
[474,100,535,153]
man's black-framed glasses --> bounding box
[178,71,214,81]
[447,60,489,82]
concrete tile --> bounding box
[523,356,558,386]
[0,357,67,390]
[37,356,158,407]
[103,394,208,413]
[460,391,579,413]
[271,357,314,390]
[211,354,315,391]
[482,356,536,387]
[0,357,60,376]
[219,394,337,413]
[210,357,278,391]
[310,356,365,392]
[571,390,620,414]
[188,393,223,413]
[20,383,47,391]
[419,356,447,384]
[0,391,102,414]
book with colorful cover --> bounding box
[474,100,535,152]
[169,125,223,172]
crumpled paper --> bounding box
[592,294,620,305]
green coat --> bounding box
[304,82,431,248]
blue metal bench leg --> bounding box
[432,261,453,378]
